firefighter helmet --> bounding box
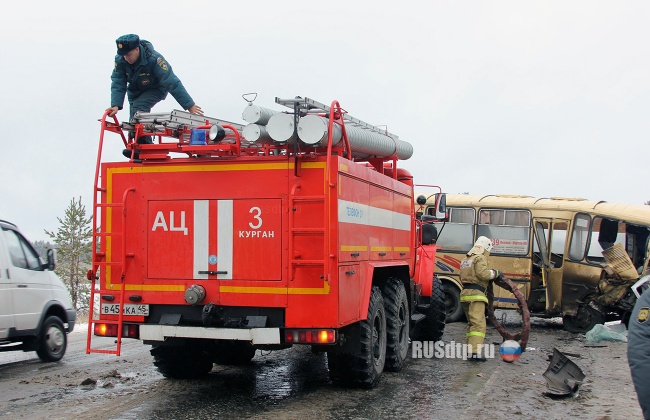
[474,236,493,252]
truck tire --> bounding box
[443,281,464,323]
[415,277,446,341]
[151,343,214,379]
[329,286,386,388]
[35,316,67,362]
[382,278,410,372]
[214,340,256,365]
[563,303,605,333]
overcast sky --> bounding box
[1,1,648,242]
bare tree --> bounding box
[45,197,92,310]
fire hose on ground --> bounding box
[486,276,531,351]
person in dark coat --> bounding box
[628,284,650,419]
[106,34,203,158]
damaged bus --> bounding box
[421,194,650,332]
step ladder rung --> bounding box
[88,349,119,355]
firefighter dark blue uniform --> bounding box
[627,287,650,420]
[107,34,203,159]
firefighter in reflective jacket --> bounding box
[459,236,501,361]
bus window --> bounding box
[626,224,650,269]
[533,221,550,268]
[569,213,590,261]
[434,207,475,252]
[586,217,625,264]
[477,209,530,256]
[550,222,568,268]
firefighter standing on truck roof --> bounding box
[459,236,501,361]
[105,34,204,159]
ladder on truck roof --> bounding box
[86,111,134,356]
[123,110,246,161]
[275,96,399,140]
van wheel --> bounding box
[444,282,464,323]
[563,304,605,333]
[36,316,67,362]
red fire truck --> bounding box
[87,96,447,388]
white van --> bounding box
[0,219,76,361]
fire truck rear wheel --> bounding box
[151,343,214,379]
[329,286,386,388]
[213,340,256,365]
[382,278,409,372]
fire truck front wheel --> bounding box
[382,278,410,372]
[151,342,214,379]
[414,277,447,341]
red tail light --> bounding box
[94,323,139,338]
[284,329,336,344]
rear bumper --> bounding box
[139,325,281,344]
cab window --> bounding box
[434,207,475,252]
[2,227,42,270]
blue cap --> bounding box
[116,34,140,56]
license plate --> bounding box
[101,303,149,316]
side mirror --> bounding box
[435,193,448,221]
[46,248,57,271]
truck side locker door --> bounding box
[2,228,48,331]
[0,229,14,339]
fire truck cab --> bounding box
[87,96,447,388]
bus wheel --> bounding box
[563,304,605,333]
[443,282,464,323]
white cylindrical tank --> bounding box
[242,104,277,125]
[297,115,342,146]
[297,115,413,160]
[242,124,273,144]
[266,113,296,143]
